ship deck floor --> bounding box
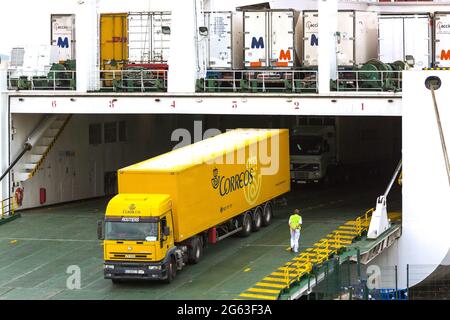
[0,180,401,300]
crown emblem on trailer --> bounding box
[128,204,136,211]
[211,168,220,189]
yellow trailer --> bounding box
[100,13,128,87]
[99,129,290,283]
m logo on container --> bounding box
[441,49,450,60]
[57,37,70,48]
[310,34,318,46]
[279,49,291,61]
[251,37,264,49]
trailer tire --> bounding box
[239,212,252,237]
[262,202,273,227]
[164,257,176,283]
[188,237,203,264]
[252,207,263,232]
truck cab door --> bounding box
[159,213,174,250]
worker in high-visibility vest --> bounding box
[289,209,302,253]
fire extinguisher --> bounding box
[14,187,24,207]
[39,188,46,205]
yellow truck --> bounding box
[98,129,290,283]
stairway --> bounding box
[13,115,72,182]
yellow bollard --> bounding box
[10,197,15,216]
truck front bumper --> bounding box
[291,171,322,183]
[103,261,169,281]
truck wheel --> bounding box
[164,258,176,284]
[251,207,263,232]
[239,212,252,237]
[188,237,203,264]
[262,202,273,227]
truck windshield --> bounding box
[290,135,323,156]
[105,222,158,241]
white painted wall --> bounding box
[0,93,9,200]
[398,70,450,288]
[10,113,177,209]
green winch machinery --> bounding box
[11,60,76,90]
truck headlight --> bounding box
[104,264,114,269]
[148,265,161,270]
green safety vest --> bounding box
[289,214,302,230]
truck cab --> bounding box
[290,125,336,184]
[99,194,181,283]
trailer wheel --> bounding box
[239,212,252,237]
[252,207,263,232]
[262,202,273,227]
[188,237,203,264]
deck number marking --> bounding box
[51,100,57,108]
[171,100,176,108]
[109,100,115,108]
[232,101,237,109]
[293,101,300,110]
[361,102,364,111]
[66,265,81,290]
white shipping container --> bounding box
[378,15,431,70]
[244,10,297,68]
[51,14,75,62]
[128,12,171,64]
[434,12,450,67]
[302,11,378,66]
[201,11,243,69]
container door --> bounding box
[378,17,404,64]
[100,13,128,69]
[51,14,76,62]
[404,16,431,69]
[434,14,450,67]
[151,12,171,64]
[269,11,294,68]
[244,11,268,68]
[128,13,151,63]
[303,12,318,66]
[337,12,354,66]
[208,12,232,69]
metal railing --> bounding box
[198,69,318,93]
[283,208,374,290]
[1,197,15,219]
[335,70,403,92]
[7,70,76,91]
[93,69,168,92]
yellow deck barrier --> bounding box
[238,208,375,300]
[1,197,15,219]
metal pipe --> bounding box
[0,115,57,182]
[383,159,403,198]
[430,87,450,187]
[0,146,29,181]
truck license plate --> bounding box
[125,269,138,274]
[125,269,144,274]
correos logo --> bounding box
[211,157,262,205]
[306,21,318,30]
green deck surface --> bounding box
[0,181,401,300]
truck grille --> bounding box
[110,252,152,261]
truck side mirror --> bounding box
[97,220,104,240]
[163,226,170,237]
